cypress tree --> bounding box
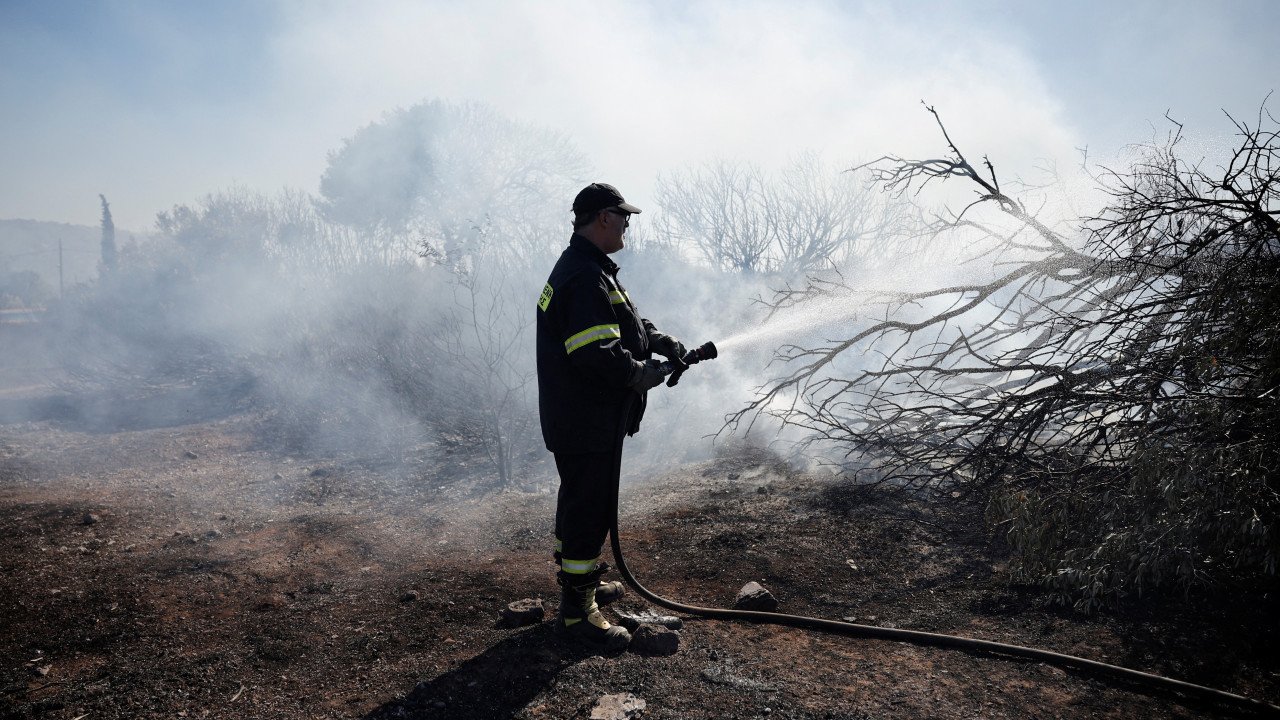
[99,193,117,273]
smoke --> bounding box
[0,98,1140,492]
[3,103,582,498]
[0,0,1102,231]
[4,2,1277,505]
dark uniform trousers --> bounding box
[554,450,619,568]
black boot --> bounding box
[555,569,630,650]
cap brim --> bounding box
[617,202,642,214]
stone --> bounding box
[589,693,646,720]
[401,589,421,602]
[183,450,199,460]
[497,598,544,628]
[628,623,679,656]
[734,581,778,612]
[82,513,101,525]
[613,609,684,632]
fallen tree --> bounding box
[731,104,1280,610]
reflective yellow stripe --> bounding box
[564,324,621,354]
[607,290,629,305]
[538,283,554,311]
[561,557,598,574]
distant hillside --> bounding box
[0,218,104,292]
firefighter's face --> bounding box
[601,208,630,253]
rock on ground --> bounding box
[628,623,680,656]
[590,692,646,719]
[497,598,545,628]
[734,581,778,612]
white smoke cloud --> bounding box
[265,0,1081,216]
[6,0,1276,238]
[2,0,1089,231]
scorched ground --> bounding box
[1,409,1276,719]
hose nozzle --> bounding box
[683,341,718,364]
[658,341,718,387]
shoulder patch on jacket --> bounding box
[538,282,554,311]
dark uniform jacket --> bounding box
[537,234,654,454]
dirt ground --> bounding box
[2,391,1278,719]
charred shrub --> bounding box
[737,104,1280,611]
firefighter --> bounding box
[536,183,686,649]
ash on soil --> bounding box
[1,412,1276,719]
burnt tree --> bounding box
[730,104,1280,610]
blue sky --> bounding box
[2,0,1277,231]
[2,3,277,97]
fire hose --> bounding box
[606,341,1280,716]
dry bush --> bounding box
[730,104,1280,610]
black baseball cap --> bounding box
[572,183,642,216]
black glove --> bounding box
[649,332,686,361]
[628,359,665,392]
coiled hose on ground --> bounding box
[606,387,1279,716]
